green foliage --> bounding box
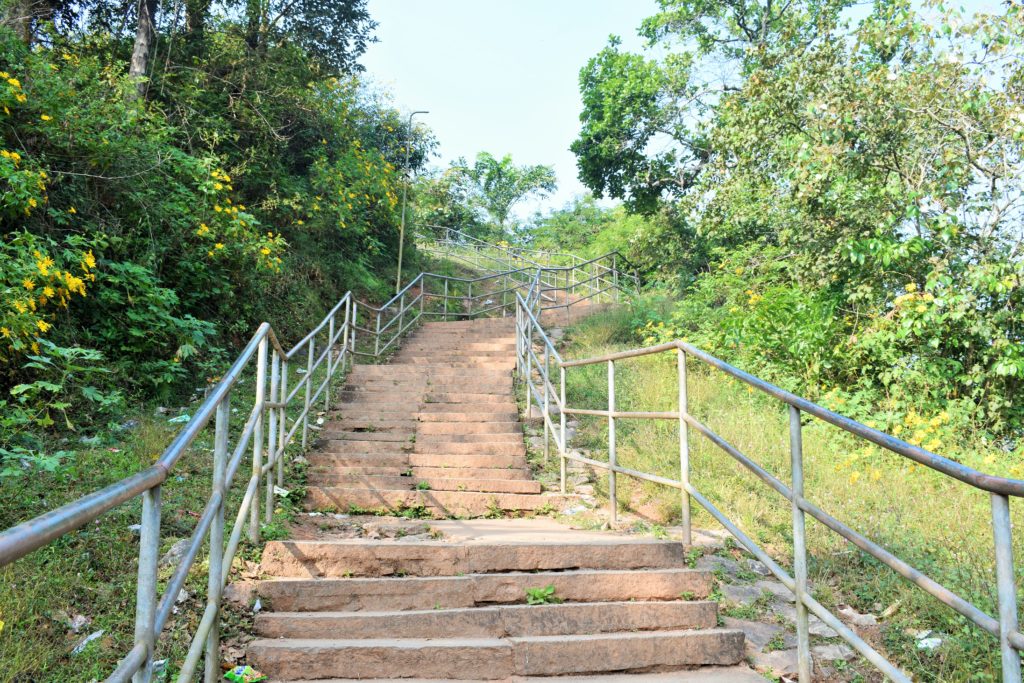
[525,584,562,605]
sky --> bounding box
[359,0,659,220]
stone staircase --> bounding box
[304,318,566,517]
[244,315,756,681]
[248,521,752,681]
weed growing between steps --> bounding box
[0,343,346,681]
[539,305,1024,682]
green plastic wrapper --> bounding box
[224,665,267,682]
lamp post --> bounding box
[395,110,429,294]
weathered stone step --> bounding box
[417,412,518,423]
[255,600,716,639]
[256,568,712,612]
[350,366,509,377]
[270,668,766,682]
[248,629,745,680]
[343,382,510,394]
[337,391,513,403]
[317,440,524,456]
[316,431,414,443]
[304,474,542,495]
[417,422,520,435]
[323,417,417,430]
[419,403,517,414]
[260,538,686,578]
[416,433,522,444]
[302,488,559,517]
[398,344,515,352]
[307,453,527,469]
[320,466,532,480]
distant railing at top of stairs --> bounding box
[0,231,637,683]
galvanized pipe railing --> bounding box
[514,289,1024,683]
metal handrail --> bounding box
[514,290,1024,683]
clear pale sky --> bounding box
[359,0,659,219]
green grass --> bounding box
[549,305,1024,682]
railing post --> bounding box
[524,317,532,415]
[560,365,567,494]
[132,484,161,683]
[301,338,314,449]
[991,493,1022,683]
[249,335,268,543]
[543,344,550,462]
[420,277,426,316]
[502,273,508,316]
[398,293,405,339]
[374,311,381,357]
[677,348,691,546]
[789,406,812,682]
[278,357,287,488]
[613,254,619,302]
[204,393,230,683]
[607,359,617,525]
[266,351,280,525]
[467,281,473,318]
[349,302,358,368]
[324,315,334,412]
[443,279,449,321]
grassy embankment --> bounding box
[548,304,1023,682]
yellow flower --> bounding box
[36,319,50,332]
[905,282,917,292]
[260,247,271,255]
[213,182,223,190]
[870,469,881,482]
[67,206,76,214]
[849,471,861,484]
[13,300,26,313]
[214,242,224,250]
[43,286,54,297]
[82,251,96,269]
[0,327,9,337]
[924,438,942,451]
[27,198,37,208]
[40,114,51,121]
[734,267,744,275]
[30,341,39,353]
[892,424,903,435]
[915,304,927,313]
[6,77,20,88]
[22,278,34,290]
[214,205,222,212]
[15,93,26,103]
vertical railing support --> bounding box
[677,347,691,546]
[278,357,287,488]
[543,344,550,462]
[324,316,334,412]
[607,359,617,525]
[374,311,381,357]
[132,484,162,683]
[265,351,280,525]
[789,406,812,682]
[204,394,230,683]
[349,302,358,369]
[560,365,567,494]
[398,293,405,340]
[443,279,449,321]
[991,493,1022,683]
[249,336,268,543]
[301,338,315,449]
[524,318,532,415]
[467,281,473,318]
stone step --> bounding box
[419,403,518,414]
[319,466,532,480]
[304,474,543,494]
[256,568,712,612]
[307,453,527,469]
[255,600,716,639]
[317,431,415,443]
[302,487,559,517]
[416,442,525,455]
[323,417,418,431]
[317,440,525,456]
[343,382,510,394]
[337,391,513,403]
[247,629,745,680]
[416,433,522,444]
[398,344,515,352]
[350,366,509,377]
[417,422,520,434]
[260,538,687,578]
[318,440,416,454]
[266,668,766,682]
[417,412,519,423]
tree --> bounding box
[458,152,556,234]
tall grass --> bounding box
[555,305,1023,682]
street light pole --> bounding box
[396,110,429,294]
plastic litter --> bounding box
[168,414,191,424]
[224,665,267,682]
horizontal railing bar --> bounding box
[220,475,259,586]
[563,408,677,419]
[562,451,682,489]
[0,464,166,567]
[285,292,350,359]
[225,402,261,488]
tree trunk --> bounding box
[185,0,209,40]
[3,0,34,44]
[129,0,159,99]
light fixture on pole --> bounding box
[396,110,429,294]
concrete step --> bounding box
[256,568,712,612]
[302,487,560,517]
[260,538,687,578]
[304,474,542,494]
[350,367,509,377]
[419,403,517,414]
[323,417,417,431]
[417,412,518,423]
[248,629,745,679]
[317,440,525,456]
[417,422,520,434]
[255,600,716,639]
[317,431,415,443]
[337,391,513,403]
[319,440,415,454]
[264,668,766,682]
[318,466,532,480]
[414,442,525,456]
